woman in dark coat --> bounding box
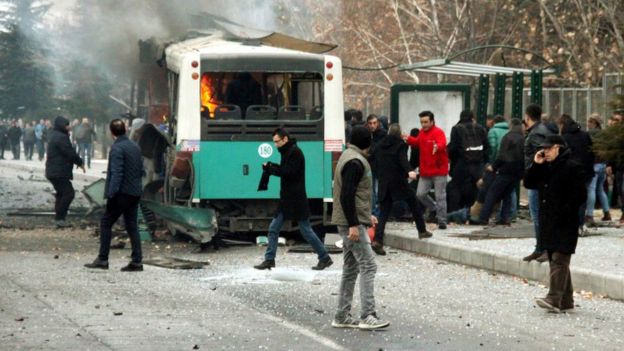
[254,128,332,271]
[372,123,431,255]
[524,135,587,313]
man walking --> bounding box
[45,116,85,228]
[331,126,389,330]
[254,128,333,270]
[522,104,553,262]
[35,119,46,161]
[75,117,97,168]
[406,111,449,229]
[525,135,587,313]
[7,120,21,160]
[85,119,144,272]
[372,123,431,255]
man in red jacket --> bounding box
[406,111,449,229]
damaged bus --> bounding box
[141,31,345,245]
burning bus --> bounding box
[137,26,345,246]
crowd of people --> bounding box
[0,117,97,165]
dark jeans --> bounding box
[49,178,75,221]
[375,189,427,245]
[11,142,20,159]
[23,141,34,160]
[98,194,142,263]
[479,174,518,223]
[78,143,92,168]
[546,251,573,309]
[0,141,6,158]
[264,211,328,261]
[36,140,45,160]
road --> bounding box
[1,164,624,350]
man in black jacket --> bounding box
[254,128,332,271]
[0,120,8,159]
[372,123,431,255]
[45,116,85,228]
[523,104,553,263]
[477,119,525,224]
[7,120,21,160]
[85,119,145,272]
[525,135,587,313]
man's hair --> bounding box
[109,119,126,136]
[344,109,363,122]
[410,127,420,137]
[509,118,523,132]
[272,127,290,139]
[419,110,435,122]
[387,123,402,137]
[459,110,474,122]
[525,104,542,122]
[559,114,574,126]
[493,115,506,123]
[366,114,378,123]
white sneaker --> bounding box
[331,315,359,328]
[358,313,390,330]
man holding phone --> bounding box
[524,135,587,313]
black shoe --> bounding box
[84,259,109,270]
[312,257,333,270]
[535,252,549,263]
[437,223,447,230]
[523,252,542,262]
[371,241,386,255]
[418,231,433,239]
[120,262,143,272]
[254,260,275,270]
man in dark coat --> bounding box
[367,114,387,217]
[372,124,431,255]
[254,128,333,270]
[0,120,8,159]
[45,116,84,228]
[7,120,22,160]
[447,110,490,213]
[525,135,587,313]
[85,119,145,272]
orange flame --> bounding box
[200,74,221,118]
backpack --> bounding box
[457,123,484,163]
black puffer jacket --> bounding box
[374,134,412,202]
[561,121,595,181]
[45,116,83,180]
[266,139,310,221]
[524,148,587,254]
[492,128,524,177]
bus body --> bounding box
[161,33,344,241]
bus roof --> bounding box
[165,34,337,73]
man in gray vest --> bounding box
[331,126,390,331]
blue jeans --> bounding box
[496,185,518,222]
[371,177,380,217]
[264,211,329,261]
[79,142,92,168]
[528,188,541,253]
[479,174,517,223]
[585,163,610,216]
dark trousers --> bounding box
[98,194,142,263]
[0,141,6,158]
[11,142,20,159]
[375,189,427,245]
[546,251,574,309]
[479,174,517,223]
[36,140,45,160]
[49,178,75,221]
[23,141,34,160]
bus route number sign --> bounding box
[258,143,273,158]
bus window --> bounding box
[200,72,323,121]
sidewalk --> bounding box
[0,157,106,182]
[385,217,624,300]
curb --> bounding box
[385,231,624,301]
[1,162,104,183]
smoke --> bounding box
[31,0,313,102]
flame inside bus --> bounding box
[200,74,221,118]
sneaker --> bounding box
[120,262,143,272]
[371,241,386,256]
[535,252,549,263]
[560,304,575,313]
[535,297,560,313]
[437,223,447,230]
[418,231,433,239]
[331,315,360,328]
[312,257,333,270]
[358,313,390,330]
[84,258,109,270]
[253,259,275,270]
[522,252,542,262]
